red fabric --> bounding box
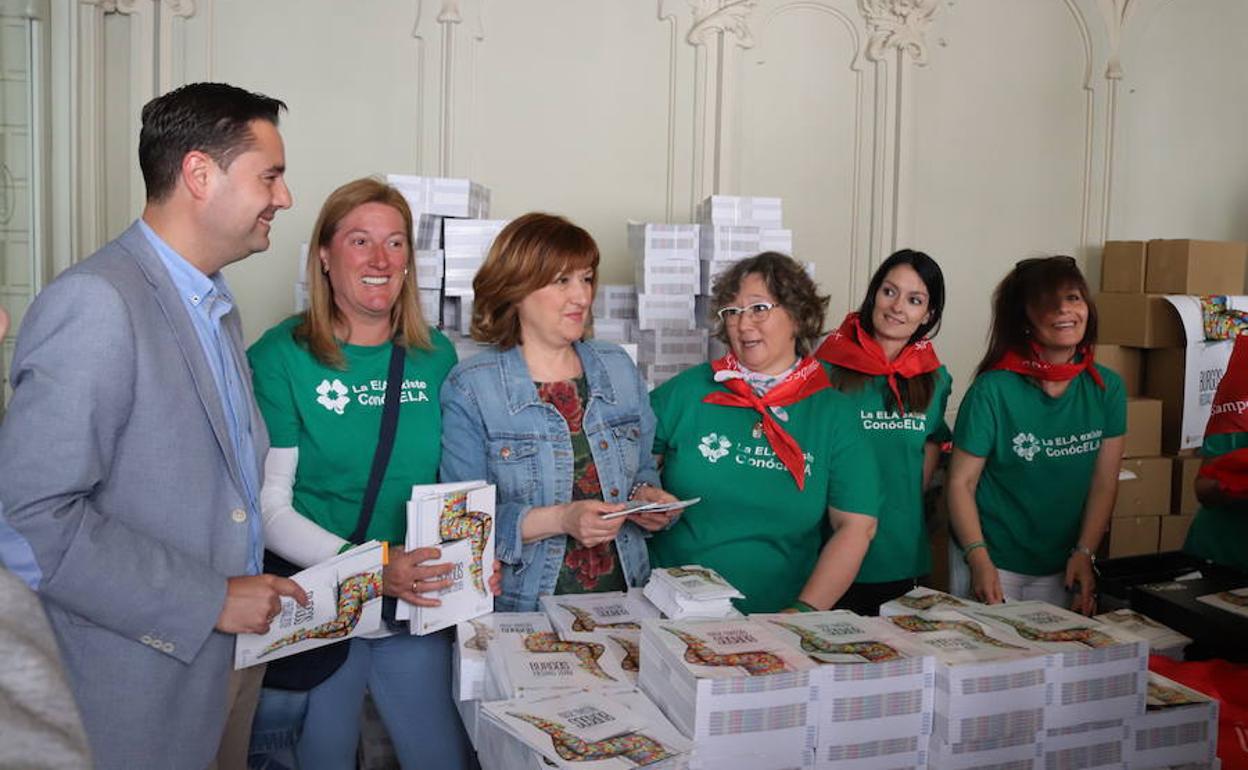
[815,312,941,410]
[1198,448,1248,498]
[1204,335,1248,437]
[989,342,1104,389]
[702,354,830,490]
[1149,654,1248,770]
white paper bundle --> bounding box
[628,222,701,262]
[1043,719,1129,770]
[643,566,744,619]
[541,591,661,641]
[699,258,741,296]
[418,288,441,323]
[814,735,926,770]
[234,541,386,669]
[697,195,783,228]
[443,218,508,256]
[754,611,935,760]
[879,586,981,618]
[386,174,491,219]
[478,689,692,770]
[415,213,445,250]
[455,613,555,749]
[414,249,444,288]
[883,609,1047,744]
[592,284,639,320]
[485,625,638,701]
[639,363,688,390]
[638,618,817,767]
[399,481,495,635]
[1128,673,1219,769]
[926,730,1042,770]
[963,602,1148,728]
[1096,609,1192,660]
[637,294,697,331]
[636,259,700,297]
[592,318,636,345]
[637,329,708,367]
[699,225,793,262]
[1196,586,1248,619]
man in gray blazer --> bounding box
[0,82,307,769]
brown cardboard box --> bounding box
[1143,349,1224,453]
[1172,454,1202,516]
[1114,457,1172,518]
[1101,241,1147,292]
[1107,515,1161,558]
[1124,398,1163,458]
[1159,515,1196,552]
[1095,293,1184,348]
[1096,344,1142,397]
[1146,239,1247,295]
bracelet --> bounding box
[790,599,817,613]
[1069,543,1096,562]
[628,481,652,501]
[962,541,988,563]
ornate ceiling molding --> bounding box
[687,0,757,49]
[858,0,940,64]
[81,0,142,13]
[162,0,194,19]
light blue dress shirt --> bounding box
[139,220,263,575]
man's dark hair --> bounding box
[139,82,286,201]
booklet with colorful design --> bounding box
[234,541,386,669]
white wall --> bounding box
[55,0,1248,413]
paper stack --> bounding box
[477,688,692,770]
[414,249,444,290]
[628,222,701,387]
[883,608,1047,758]
[398,481,495,635]
[698,195,784,229]
[234,541,386,669]
[879,586,981,618]
[636,328,708,372]
[593,285,639,322]
[541,590,660,640]
[1128,672,1219,769]
[638,617,818,769]
[385,174,490,220]
[754,611,935,770]
[454,613,554,749]
[1043,719,1131,770]
[442,218,508,299]
[643,566,745,619]
[696,195,789,302]
[484,625,636,702]
[963,601,1148,730]
[1096,609,1192,660]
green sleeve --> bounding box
[953,375,996,458]
[247,330,302,448]
[826,397,881,517]
[1203,430,1248,459]
[1101,368,1127,438]
[927,367,953,443]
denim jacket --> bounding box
[440,339,660,611]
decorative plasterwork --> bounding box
[858,0,939,64]
[687,0,757,48]
[162,0,195,19]
[82,0,141,13]
[1096,0,1138,79]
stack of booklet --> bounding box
[1096,608,1192,660]
[454,613,554,749]
[477,688,692,770]
[1130,672,1220,769]
[397,481,495,635]
[642,565,744,619]
[638,617,818,769]
[539,590,659,687]
[753,611,935,770]
[484,622,636,702]
[234,541,387,669]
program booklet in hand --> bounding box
[398,481,496,635]
[234,540,386,669]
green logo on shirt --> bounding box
[315,378,350,415]
[1012,432,1041,461]
[698,433,732,463]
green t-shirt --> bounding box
[1184,431,1248,572]
[833,367,952,583]
[647,364,881,614]
[247,317,457,545]
[953,366,1126,576]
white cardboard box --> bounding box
[628,222,701,262]
[697,195,784,228]
[386,174,491,218]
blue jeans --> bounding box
[248,688,307,770]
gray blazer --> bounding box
[0,222,268,769]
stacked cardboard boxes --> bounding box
[1097,238,1248,557]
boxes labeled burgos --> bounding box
[1096,344,1142,397]
[1124,398,1162,458]
[1114,457,1172,518]
[1095,294,1183,348]
[1101,240,1147,293]
[1145,239,1247,295]
[1106,515,1160,558]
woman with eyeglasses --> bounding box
[816,250,951,615]
[647,252,880,614]
[948,256,1124,615]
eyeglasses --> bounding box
[716,301,775,324]
[1015,255,1077,269]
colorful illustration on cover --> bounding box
[259,570,382,659]
[662,627,790,676]
[524,632,617,681]
[440,490,492,594]
[506,712,674,765]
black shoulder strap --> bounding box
[348,343,406,544]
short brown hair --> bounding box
[710,251,829,356]
[470,213,600,349]
[294,177,430,368]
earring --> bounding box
[321,262,329,274]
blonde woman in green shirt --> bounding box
[948,257,1124,615]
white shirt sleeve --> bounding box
[260,447,349,568]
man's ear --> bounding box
[181,150,217,200]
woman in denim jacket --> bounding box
[440,213,684,611]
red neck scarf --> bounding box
[815,312,941,410]
[702,353,830,490]
[990,342,1104,389]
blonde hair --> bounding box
[294,177,431,367]
[470,212,600,349]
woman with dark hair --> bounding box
[440,212,682,612]
[816,249,951,615]
[948,256,1124,614]
[647,252,880,614]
